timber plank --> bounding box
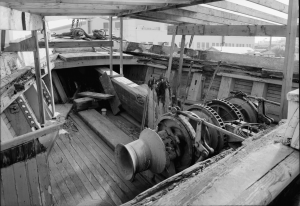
[50,144,94,201]
[70,114,151,191]
[78,91,114,100]
[78,109,133,149]
[51,142,101,200]
[0,178,5,206]
[73,97,99,112]
[48,156,77,206]
[13,162,31,206]
[100,72,121,115]
[1,117,13,142]
[39,40,113,49]
[1,166,18,206]
[56,137,115,206]
[70,132,132,202]
[26,158,42,206]
[59,52,133,62]
[49,171,67,206]
[49,148,84,203]
[217,76,235,99]
[36,153,52,206]
[52,70,68,103]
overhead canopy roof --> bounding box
[0,0,292,26]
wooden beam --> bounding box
[131,15,180,25]
[168,25,299,37]
[208,1,287,25]
[247,0,289,14]
[0,6,43,30]
[139,12,217,25]
[0,122,64,151]
[280,0,299,119]
[39,40,113,48]
[160,9,246,25]
[176,35,186,100]
[217,76,235,99]
[118,0,223,17]
[4,36,36,52]
[120,17,124,76]
[166,29,177,80]
[217,72,299,88]
[181,5,276,25]
[10,8,119,15]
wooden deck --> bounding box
[48,113,151,206]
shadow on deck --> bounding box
[48,114,151,206]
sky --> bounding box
[47,0,292,43]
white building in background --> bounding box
[50,17,255,50]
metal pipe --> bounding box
[43,18,55,118]
[109,16,113,76]
[120,17,124,76]
[178,110,245,142]
[247,95,281,106]
[32,30,46,125]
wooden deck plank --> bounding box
[50,145,93,201]
[71,131,136,200]
[49,155,77,206]
[0,177,5,206]
[59,134,124,205]
[1,166,18,206]
[51,142,101,200]
[71,132,132,202]
[49,166,68,206]
[77,92,114,100]
[26,156,42,206]
[70,114,151,189]
[13,162,31,206]
[78,109,133,150]
[49,148,85,203]
[56,137,116,206]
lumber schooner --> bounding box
[0,1,299,206]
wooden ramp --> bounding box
[48,113,151,206]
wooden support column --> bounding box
[217,76,235,99]
[280,0,299,119]
[32,30,45,125]
[120,17,124,76]
[175,35,186,100]
[1,30,6,51]
[165,27,177,80]
[109,16,113,76]
[43,18,55,118]
[251,82,267,97]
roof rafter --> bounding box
[160,9,246,25]
[180,5,276,25]
[118,0,223,17]
[247,0,289,14]
[137,12,219,25]
[208,1,287,25]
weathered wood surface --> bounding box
[39,40,113,49]
[59,52,134,62]
[78,109,133,150]
[78,91,114,100]
[100,72,121,115]
[4,37,36,52]
[0,117,13,142]
[96,68,147,122]
[0,5,43,30]
[73,97,99,112]
[47,113,151,205]
[123,123,299,206]
[52,70,68,103]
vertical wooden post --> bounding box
[32,30,45,125]
[175,35,186,100]
[280,0,298,119]
[43,18,55,118]
[1,30,6,51]
[109,16,113,76]
[120,17,123,76]
[165,29,177,81]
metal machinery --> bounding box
[115,91,279,181]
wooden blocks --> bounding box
[99,72,121,115]
[73,97,99,112]
[77,92,114,100]
[217,76,235,99]
[187,73,203,101]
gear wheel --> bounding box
[187,104,226,153]
[207,99,244,122]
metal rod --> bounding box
[109,16,113,76]
[120,17,124,76]
[43,18,56,118]
[165,27,177,81]
[175,35,186,100]
[179,110,245,142]
[247,95,281,106]
[203,61,221,103]
[32,30,46,125]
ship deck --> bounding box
[48,107,151,206]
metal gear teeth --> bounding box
[214,99,244,121]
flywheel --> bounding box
[207,99,244,122]
[187,104,226,153]
[225,96,258,123]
